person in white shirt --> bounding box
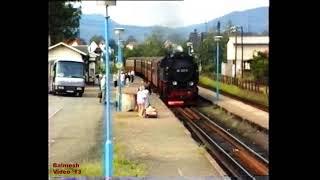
[136,86,147,117]
[130,70,135,83]
[120,72,125,86]
[100,75,106,104]
[125,72,130,85]
[142,88,150,110]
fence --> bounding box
[211,74,268,94]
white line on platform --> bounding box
[203,151,227,176]
[49,107,63,119]
[177,168,183,176]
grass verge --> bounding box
[49,143,147,177]
[199,75,268,107]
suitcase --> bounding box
[145,106,158,118]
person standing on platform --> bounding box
[120,71,125,86]
[95,74,100,87]
[100,75,106,104]
[113,73,117,87]
[142,86,150,113]
[125,72,130,85]
[137,86,146,117]
[128,71,132,83]
[130,70,135,83]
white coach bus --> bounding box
[48,59,85,97]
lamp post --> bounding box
[240,26,244,78]
[114,27,125,112]
[214,21,222,101]
[231,25,244,79]
[214,36,222,101]
[97,1,116,178]
[234,27,237,79]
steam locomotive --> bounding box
[125,52,199,106]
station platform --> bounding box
[198,86,269,131]
[112,76,226,176]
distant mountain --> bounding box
[79,14,157,43]
[180,7,269,34]
[79,7,268,43]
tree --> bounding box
[125,35,137,45]
[250,51,268,83]
[124,44,143,58]
[90,35,105,44]
[197,32,229,74]
[167,32,185,45]
[49,1,82,44]
[79,38,87,45]
[199,34,215,73]
[140,30,166,57]
[250,51,269,97]
[181,41,189,54]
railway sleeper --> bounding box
[232,149,268,176]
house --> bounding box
[126,42,137,50]
[222,36,269,77]
[48,42,88,62]
[84,41,106,84]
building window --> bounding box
[89,69,94,76]
[244,62,250,70]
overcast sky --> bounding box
[76,0,269,27]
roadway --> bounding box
[48,86,104,167]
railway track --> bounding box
[172,107,269,179]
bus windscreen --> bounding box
[56,61,84,78]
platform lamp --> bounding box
[230,25,244,78]
[96,0,116,178]
[214,21,222,101]
[230,26,237,79]
[114,27,125,112]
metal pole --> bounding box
[216,40,220,101]
[215,21,221,101]
[234,29,237,79]
[241,26,244,78]
[104,5,113,178]
[199,55,202,73]
[119,39,123,111]
[117,34,122,111]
